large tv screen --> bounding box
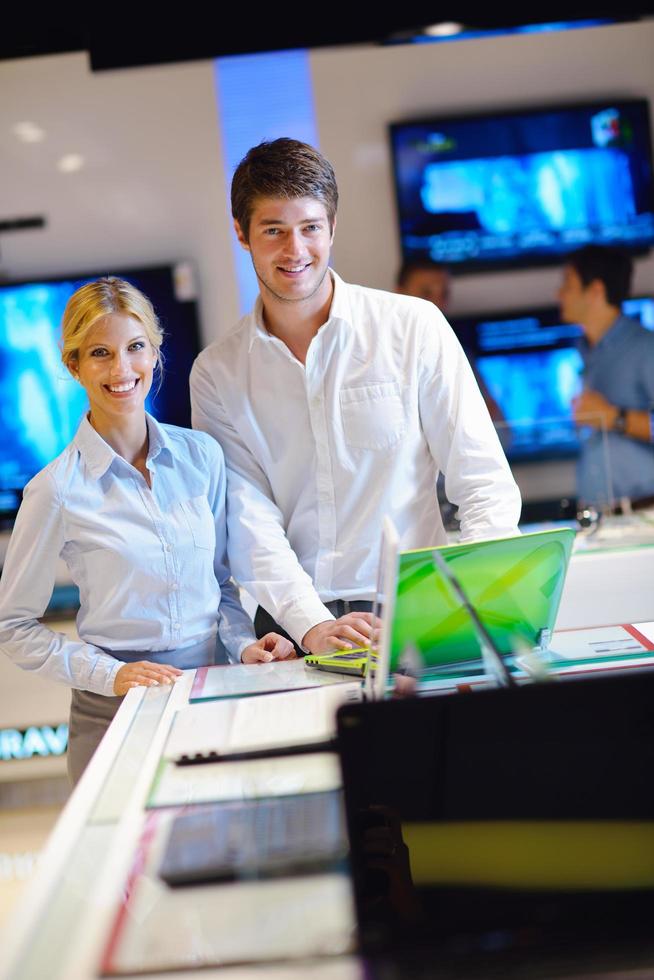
[390,99,654,272]
[450,296,654,462]
[0,263,201,520]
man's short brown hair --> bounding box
[231,138,338,240]
[566,245,633,307]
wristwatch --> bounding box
[613,407,628,434]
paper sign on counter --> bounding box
[163,682,361,761]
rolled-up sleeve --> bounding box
[0,472,122,696]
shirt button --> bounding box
[174,622,181,630]
[171,583,178,591]
[164,544,172,552]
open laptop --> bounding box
[336,668,654,977]
[307,525,575,686]
[390,527,576,679]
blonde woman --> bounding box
[0,278,293,783]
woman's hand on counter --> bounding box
[113,661,184,695]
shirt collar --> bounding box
[247,296,268,352]
[325,270,353,327]
[247,269,351,353]
[73,412,173,479]
[596,313,631,350]
[581,313,631,358]
[146,413,176,468]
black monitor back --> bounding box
[337,670,654,977]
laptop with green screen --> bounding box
[391,527,576,675]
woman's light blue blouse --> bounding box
[0,414,256,696]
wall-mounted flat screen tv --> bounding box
[450,296,654,462]
[0,263,201,520]
[390,99,654,272]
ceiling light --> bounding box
[13,121,45,143]
[57,154,85,174]
[424,22,465,37]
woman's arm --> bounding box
[0,470,123,696]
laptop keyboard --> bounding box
[158,791,347,886]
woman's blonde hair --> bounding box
[61,277,164,374]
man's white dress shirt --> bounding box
[191,272,521,646]
[0,414,256,696]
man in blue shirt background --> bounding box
[558,245,654,508]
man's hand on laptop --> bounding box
[241,633,297,664]
[302,613,374,655]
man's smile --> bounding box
[278,262,312,276]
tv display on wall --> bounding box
[450,296,654,462]
[390,99,654,272]
[0,263,201,520]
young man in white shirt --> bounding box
[191,138,521,656]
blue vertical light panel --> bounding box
[214,50,319,316]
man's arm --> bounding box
[199,432,295,663]
[191,355,370,651]
[573,390,653,442]
[417,309,521,541]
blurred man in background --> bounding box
[558,245,654,508]
[396,259,451,311]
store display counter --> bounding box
[1,669,360,980]
[3,513,654,979]
[558,512,654,628]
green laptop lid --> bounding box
[390,528,576,670]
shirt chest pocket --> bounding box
[179,495,215,551]
[339,381,407,451]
